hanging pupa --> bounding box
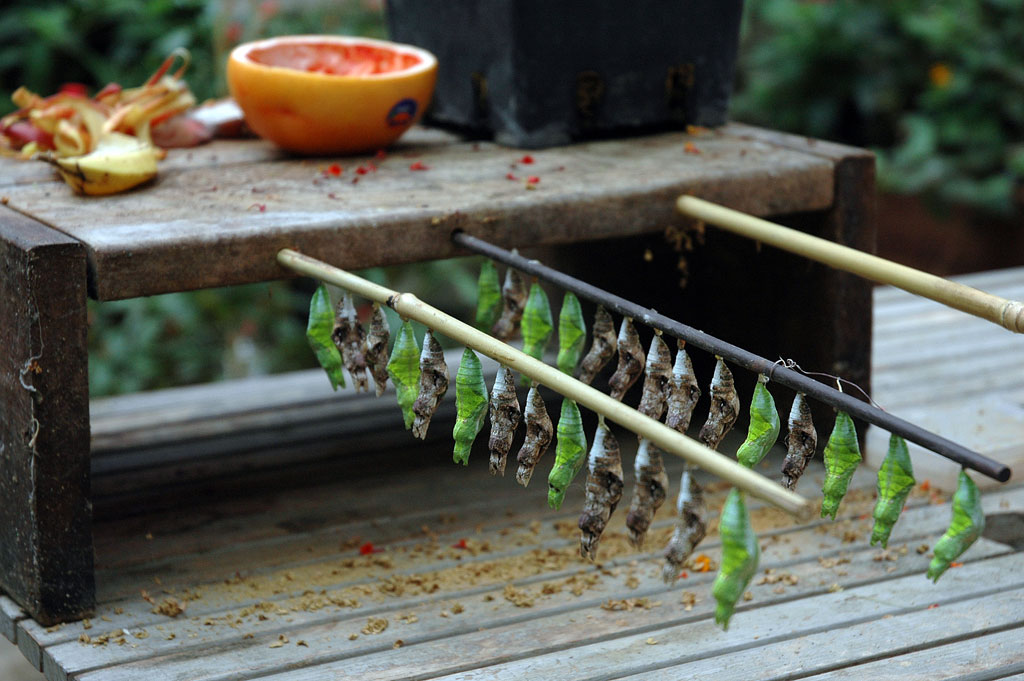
[411,329,449,440]
[870,434,915,548]
[515,385,554,487]
[637,331,673,421]
[306,283,345,390]
[487,366,521,476]
[665,340,701,434]
[332,292,370,392]
[821,410,862,520]
[491,265,528,340]
[736,374,780,469]
[578,305,616,385]
[662,467,707,583]
[556,292,587,376]
[780,392,816,490]
[625,438,670,548]
[452,348,488,465]
[712,488,760,630]
[608,317,645,401]
[363,303,391,397]
[927,470,985,582]
[386,320,420,429]
[578,417,624,560]
[547,399,588,510]
[475,260,502,331]
[698,357,740,452]
[520,281,554,364]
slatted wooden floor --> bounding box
[3,269,1024,681]
[866,267,1024,490]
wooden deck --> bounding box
[3,270,1023,681]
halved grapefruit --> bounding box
[227,35,437,155]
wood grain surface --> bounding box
[0,208,94,626]
[0,125,836,300]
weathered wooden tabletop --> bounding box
[2,269,1023,681]
[0,123,839,300]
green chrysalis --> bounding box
[736,375,780,469]
[821,410,862,520]
[870,434,915,548]
[386,320,420,429]
[712,488,760,630]
[556,292,587,375]
[547,399,587,510]
[475,260,502,331]
[521,281,554,360]
[927,470,985,582]
[306,283,345,390]
[452,348,488,465]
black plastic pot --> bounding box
[387,0,745,148]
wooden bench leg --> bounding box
[0,208,94,625]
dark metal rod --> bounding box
[452,231,1012,483]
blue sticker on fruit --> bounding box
[387,98,418,127]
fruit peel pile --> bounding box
[1,49,196,196]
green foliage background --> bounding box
[734,0,1024,214]
[2,0,1020,395]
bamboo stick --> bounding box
[676,195,1024,334]
[277,248,811,516]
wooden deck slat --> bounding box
[614,585,1024,681]
[24,461,747,665]
[60,537,1014,681]
[8,464,861,653]
[871,348,1023,398]
[0,125,835,300]
[872,324,1023,366]
[800,627,1024,680]
[218,551,1024,681]
[865,267,1024,489]
[39,483,1024,681]
[0,595,26,643]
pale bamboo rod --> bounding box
[676,195,1024,334]
[278,248,810,516]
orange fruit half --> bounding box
[227,35,437,155]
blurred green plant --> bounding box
[87,282,314,396]
[0,0,386,114]
[733,0,1024,214]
